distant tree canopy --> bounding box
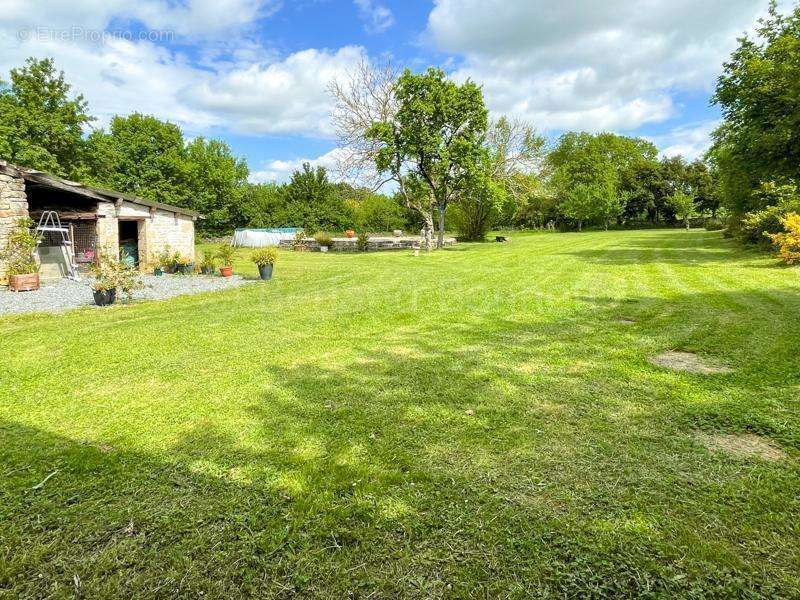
[1,56,724,237]
[709,1,800,216]
[84,114,249,234]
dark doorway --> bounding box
[118,220,139,267]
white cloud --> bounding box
[249,148,346,183]
[0,1,364,138]
[651,120,720,161]
[180,46,366,136]
[354,0,394,34]
[3,0,280,38]
[427,0,772,131]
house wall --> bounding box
[1,167,196,281]
[96,200,195,267]
[0,171,30,283]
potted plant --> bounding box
[173,253,194,275]
[216,245,237,277]
[90,247,142,306]
[252,247,278,280]
[345,229,356,238]
[292,230,308,252]
[2,218,40,292]
[314,231,333,253]
[91,278,117,306]
[356,232,369,252]
[199,252,216,275]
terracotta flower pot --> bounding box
[9,273,40,292]
[345,229,356,238]
[219,266,233,278]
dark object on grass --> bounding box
[258,264,273,280]
[495,236,509,243]
[93,288,116,306]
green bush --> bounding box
[314,232,333,247]
[704,218,726,231]
[252,247,278,266]
[739,205,789,246]
[1,218,39,276]
[345,194,405,232]
[737,182,800,246]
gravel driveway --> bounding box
[0,274,253,316]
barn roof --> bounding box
[0,160,201,219]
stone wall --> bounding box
[278,236,457,252]
[0,170,30,283]
[96,200,195,267]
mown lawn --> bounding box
[1,229,799,597]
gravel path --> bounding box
[0,274,253,316]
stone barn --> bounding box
[0,161,199,281]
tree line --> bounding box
[13,13,800,246]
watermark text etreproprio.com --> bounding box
[17,27,175,43]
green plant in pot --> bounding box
[173,253,195,275]
[157,248,176,274]
[90,247,142,306]
[356,232,369,252]
[215,245,237,277]
[292,230,308,252]
[2,218,40,291]
[314,231,333,253]
[199,252,216,275]
[252,247,278,280]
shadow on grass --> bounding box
[2,286,800,597]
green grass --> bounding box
[2,229,799,597]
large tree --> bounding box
[86,114,250,234]
[367,68,489,249]
[279,163,350,232]
[548,132,661,229]
[0,57,93,177]
[184,138,249,234]
[710,1,800,215]
[85,113,190,207]
[485,117,547,227]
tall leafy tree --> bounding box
[548,131,659,229]
[368,68,489,249]
[710,1,800,215]
[85,113,190,207]
[86,114,251,234]
[669,191,698,230]
[184,138,249,234]
[0,57,93,176]
[279,163,350,232]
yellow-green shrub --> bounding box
[769,213,800,264]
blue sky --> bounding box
[2,0,785,183]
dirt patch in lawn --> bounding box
[695,433,787,462]
[649,351,732,375]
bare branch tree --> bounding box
[486,116,547,194]
[328,58,398,190]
